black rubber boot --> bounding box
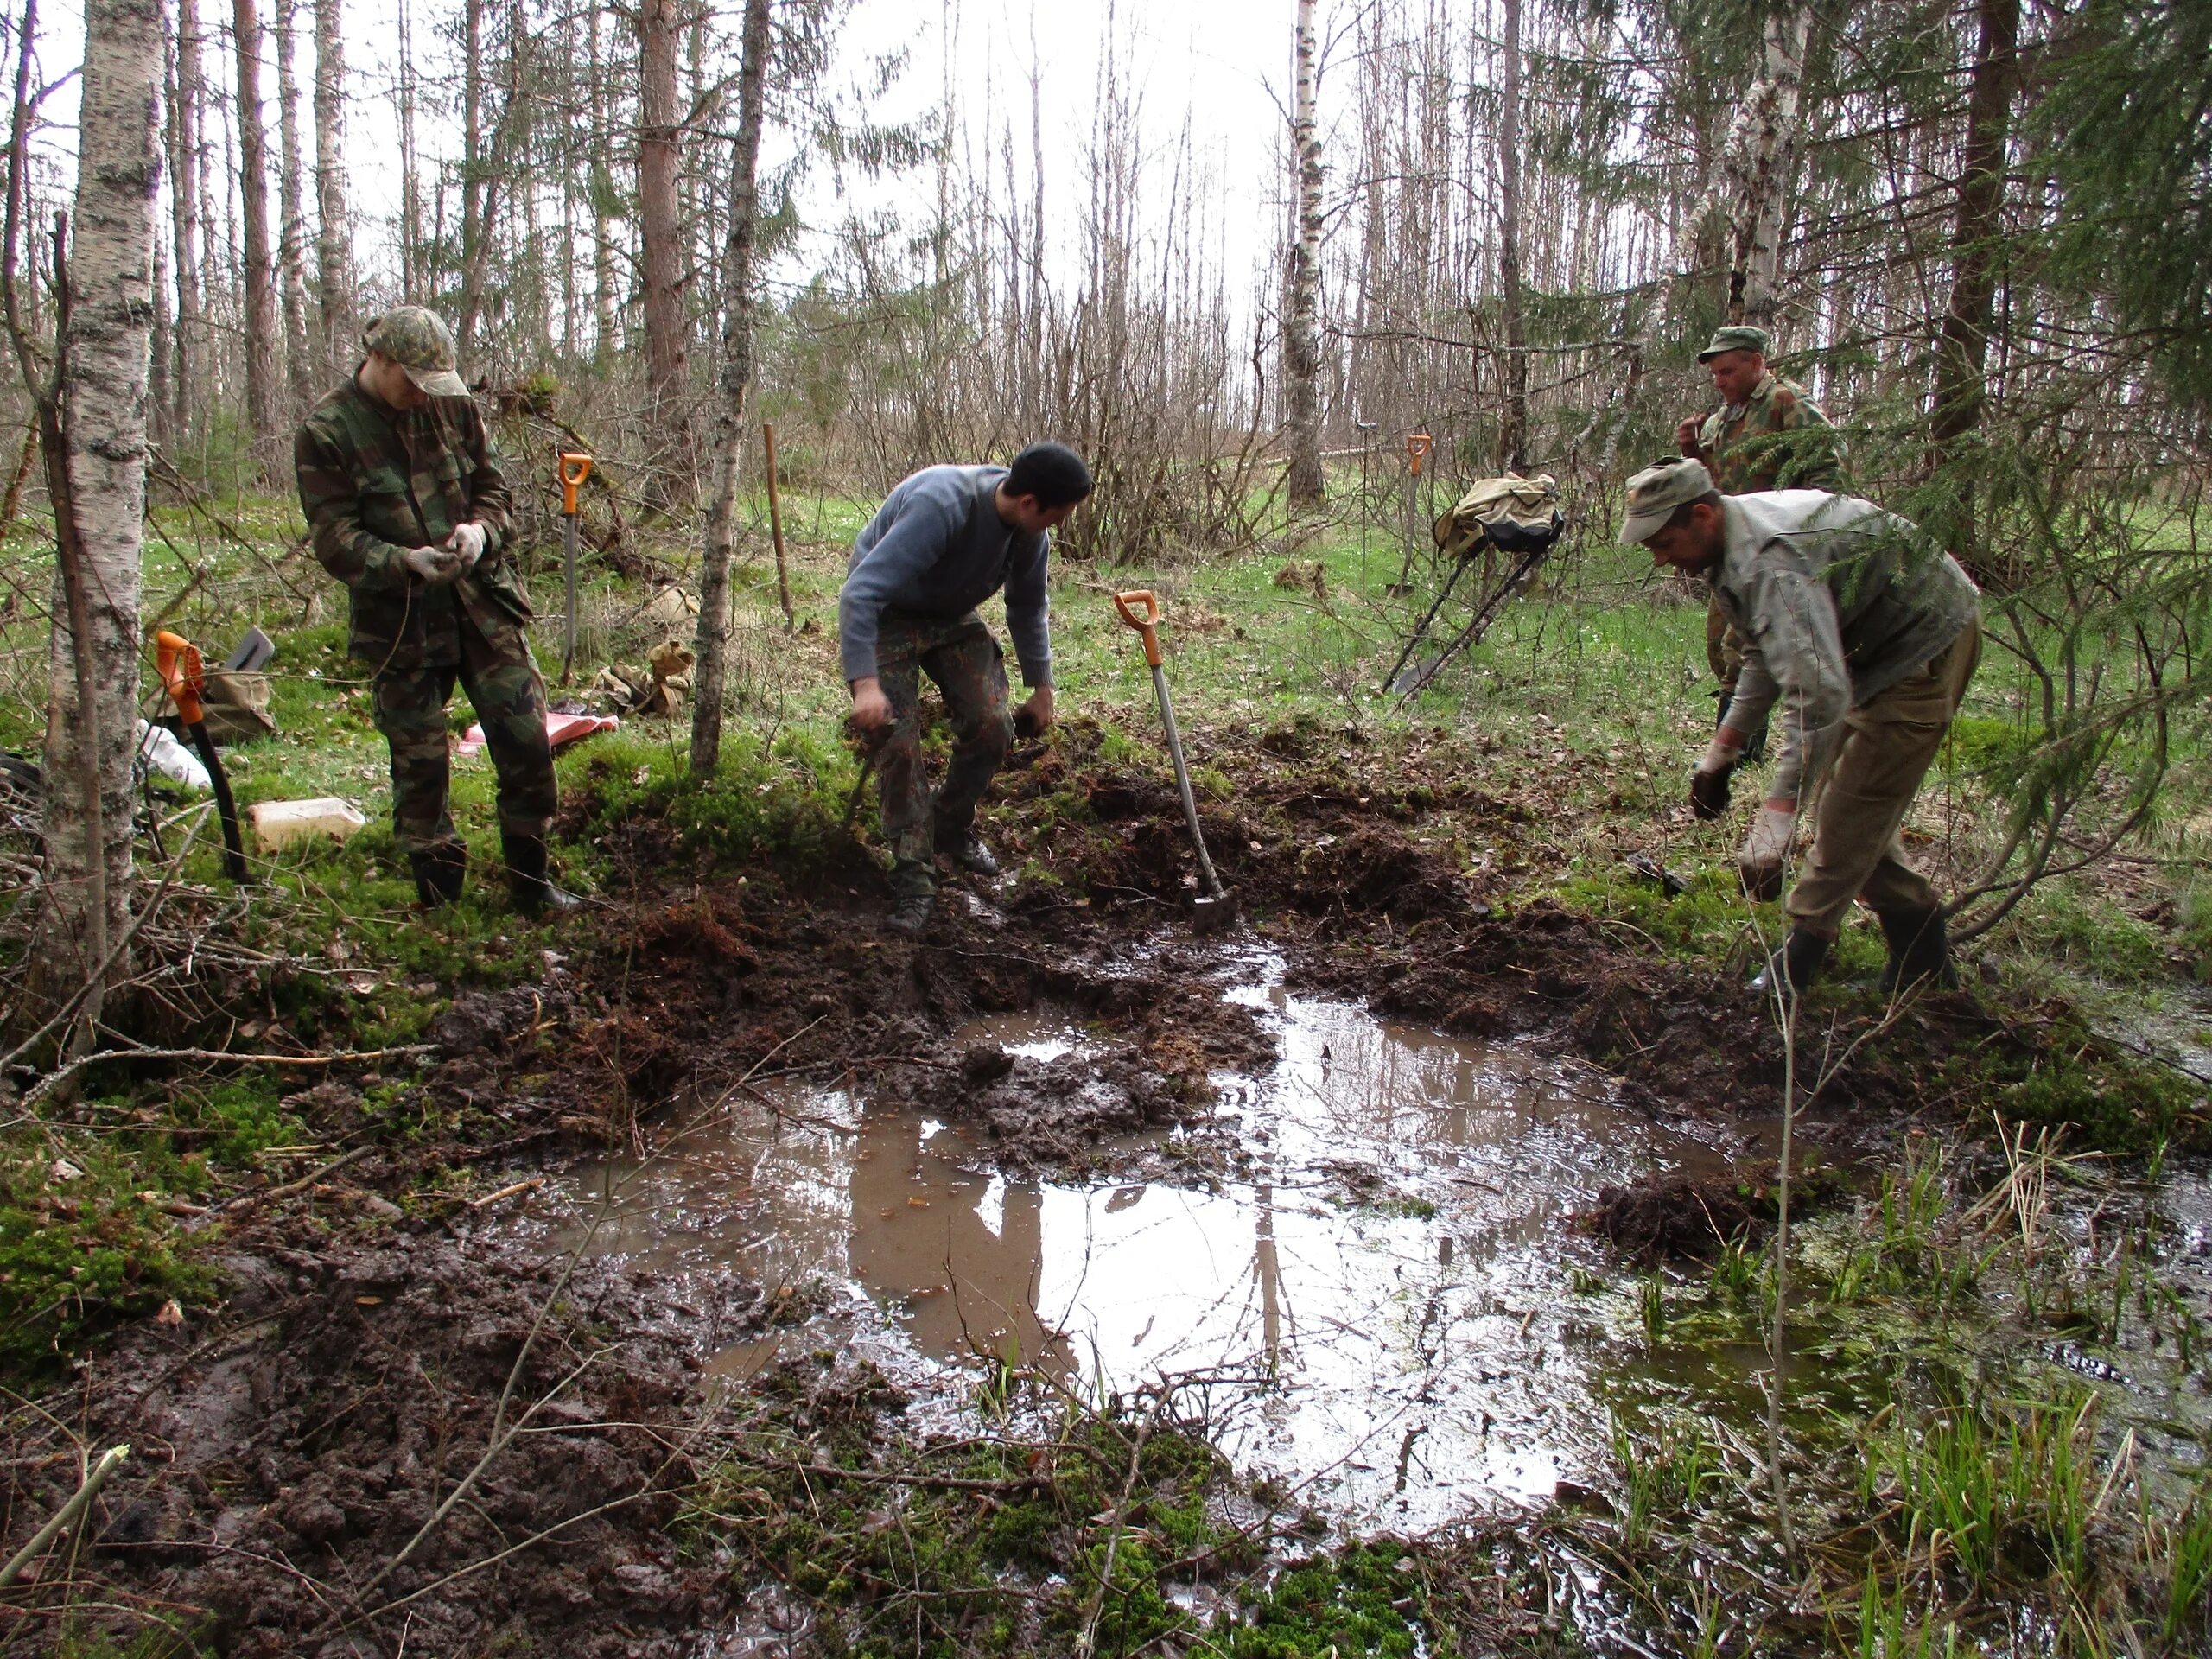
[503,834,579,919]
[410,841,467,907]
[1750,927,1833,1000]
[1877,908,1956,995]
[886,858,937,938]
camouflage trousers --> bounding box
[864,611,1012,893]
[372,615,556,854]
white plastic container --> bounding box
[248,797,367,850]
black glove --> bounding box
[1690,765,1733,821]
[1012,704,1042,741]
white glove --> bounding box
[1738,805,1796,902]
[447,521,488,572]
[403,543,465,587]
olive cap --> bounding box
[1618,457,1716,543]
[362,306,468,397]
[1695,324,1771,363]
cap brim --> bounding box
[407,366,469,398]
[1619,506,1670,543]
[1694,346,1726,363]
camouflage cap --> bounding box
[1618,457,1716,543]
[362,306,467,397]
[1696,324,1770,363]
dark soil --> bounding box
[1580,1162,1847,1259]
[0,720,2102,1651]
[3,1219,761,1656]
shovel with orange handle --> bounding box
[556,450,594,685]
[1112,590,1234,930]
[153,629,249,881]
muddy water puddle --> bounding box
[529,951,1786,1528]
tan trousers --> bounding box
[1786,618,1981,937]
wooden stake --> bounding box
[763,421,792,628]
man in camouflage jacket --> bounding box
[1675,325,1847,743]
[294,306,572,917]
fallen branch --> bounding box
[208,1144,375,1217]
[16,1043,434,1114]
[0,1443,130,1588]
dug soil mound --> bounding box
[8,1224,761,1656]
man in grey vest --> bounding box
[1620,458,1981,996]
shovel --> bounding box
[556,449,594,685]
[153,629,250,882]
[1112,590,1235,931]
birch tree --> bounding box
[26,0,162,1020]
[690,0,772,778]
[1729,4,1811,329]
[272,0,313,406]
[1495,0,1529,472]
[164,0,203,435]
[310,0,353,373]
[1281,0,1325,507]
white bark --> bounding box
[1281,0,1324,506]
[273,0,312,406]
[689,0,772,779]
[34,0,161,1008]
[309,0,353,374]
[1731,5,1811,329]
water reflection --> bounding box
[546,976,1754,1525]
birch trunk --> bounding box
[1281,0,1325,507]
[273,0,312,408]
[397,0,420,300]
[1497,0,1529,472]
[32,0,161,1020]
[1730,4,1810,329]
[164,0,202,435]
[309,0,353,377]
[232,0,280,443]
[638,0,688,470]
[690,0,772,779]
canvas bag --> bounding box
[200,669,279,744]
[1432,473,1565,559]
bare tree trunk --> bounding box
[309,0,353,378]
[1281,0,1325,507]
[638,0,688,476]
[272,0,312,409]
[1931,0,2017,461]
[232,0,280,444]
[690,0,772,779]
[397,0,421,301]
[455,0,483,351]
[1497,0,1529,473]
[29,0,162,1022]
[589,3,616,369]
[1730,4,1810,330]
[164,0,202,436]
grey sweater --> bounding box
[1713,492,1980,804]
[838,465,1052,687]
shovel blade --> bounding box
[1188,892,1238,934]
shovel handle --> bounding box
[153,629,206,725]
[557,451,594,516]
[1406,431,1433,476]
[1112,590,1163,668]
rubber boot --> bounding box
[410,841,467,908]
[503,833,579,919]
[936,830,999,876]
[1749,927,1833,1000]
[886,857,937,938]
[1876,908,1956,995]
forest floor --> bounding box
[0,483,2209,1656]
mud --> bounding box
[0,725,2086,1649]
[3,1219,762,1656]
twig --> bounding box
[16,1043,434,1113]
[465,1177,543,1210]
[209,1144,374,1216]
[0,1443,129,1587]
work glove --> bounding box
[1689,734,1738,821]
[403,543,466,588]
[447,521,488,573]
[1738,805,1796,903]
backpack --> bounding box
[1431,474,1565,559]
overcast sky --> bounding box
[15,0,1380,314]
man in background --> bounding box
[1675,325,1846,755]
[296,306,573,918]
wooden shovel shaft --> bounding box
[1147,663,1223,900]
[559,511,579,684]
